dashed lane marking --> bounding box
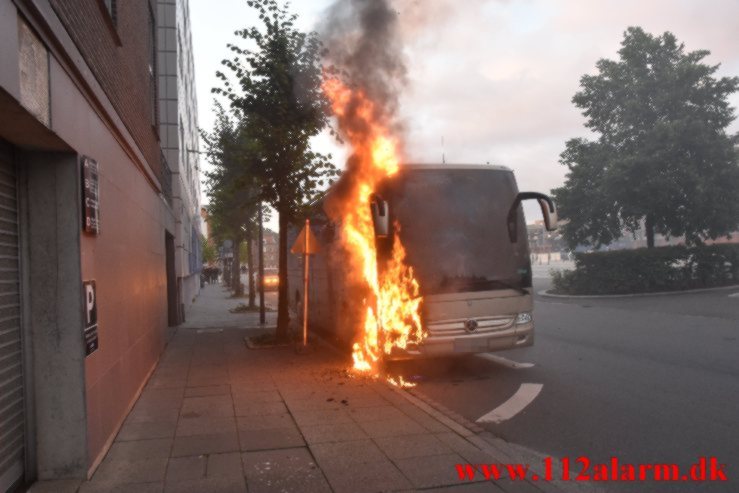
[477,353,535,369]
[476,383,544,424]
[729,292,739,298]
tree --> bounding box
[215,0,338,340]
[553,27,739,249]
[201,235,217,265]
[201,103,262,298]
[239,234,257,308]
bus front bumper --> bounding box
[390,321,534,359]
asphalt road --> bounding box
[392,275,739,492]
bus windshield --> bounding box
[380,167,531,296]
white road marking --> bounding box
[729,292,739,298]
[477,353,535,369]
[476,383,544,424]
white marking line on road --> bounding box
[729,292,739,298]
[477,353,535,369]
[476,383,543,424]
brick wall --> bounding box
[49,0,163,184]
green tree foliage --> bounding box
[239,241,250,265]
[553,27,739,249]
[201,103,262,298]
[201,235,218,265]
[214,0,338,340]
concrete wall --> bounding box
[0,0,177,479]
[21,152,87,480]
[48,58,175,470]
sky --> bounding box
[189,0,739,229]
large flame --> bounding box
[322,77,425,374]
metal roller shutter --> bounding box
[0,141,24,492]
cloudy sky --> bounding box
[190,0,739,226]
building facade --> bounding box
[263,229,278,270]
[157,0,201,321]
[0,0,197,489]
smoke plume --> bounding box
[319,0,409,217]
[320,0,407,125]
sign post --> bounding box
[302,219,309,346]
[290,219,320,349]
[81,156,100,235]
[83,280,98,356]
[258,205,265,325]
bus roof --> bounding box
[400,163,512,172]
[305,163,514,213]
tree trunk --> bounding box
[223,257,231,287]
[645,215,655,249]
[258,206,265,324]
[276,207,290,342]
[246,226,256,308]
[232,239,243,296]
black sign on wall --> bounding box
[83,280,99,356]
[81,156,100,235]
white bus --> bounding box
[288,164,557,359]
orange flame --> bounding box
[387,376,416,388]
[323,77,425,374]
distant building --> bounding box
[244,228,279,272]
[527,220,565,254]
[157,0,202,318]
[706,233,739,245]
[263,229,279,270]
[541,217,738,253]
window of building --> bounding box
[148,3,158,127]
[97,0,121,45]
[103,0,117,26]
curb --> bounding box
[405,388,485,435]
[180,324,277,331]
[243,335,291,350]
[539,283,739,299]
[401,388,589,492]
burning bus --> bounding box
[288,163,557,367]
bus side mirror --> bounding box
[370,194,390,238]
[507,192,557,242]
[538,198,558,232]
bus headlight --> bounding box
[515,312,532,325]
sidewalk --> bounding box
[179,283,277,330]
[31,284,586,493]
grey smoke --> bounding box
[319,0,409,216]
[320,0,407,123]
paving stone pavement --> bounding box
[29,284,581,493]
[179,283,277,330]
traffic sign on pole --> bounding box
[290,223,320,255]
[290,219,319,349]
